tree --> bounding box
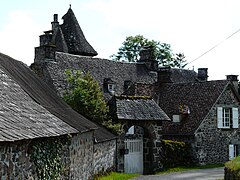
[111,35,187,68]
[64,69,108,123]
[64,69,122,134]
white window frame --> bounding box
[217,107,238,129]
[223,108,231,128]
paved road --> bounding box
[131,167,224,180]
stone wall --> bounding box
[68,131,94,180]
[194,87,239,164]
[0,131,116,180]
[0,140,37,179]
[94,139,116,175]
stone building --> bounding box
[31,7,171,174]
[31,6,240,174]
[134,71,240,165]
[0,52,116,179]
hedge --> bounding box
[162,139,193,168]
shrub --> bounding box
[225,156,240,179]
[162,139,193,168]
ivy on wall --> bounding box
[30,135,70,180]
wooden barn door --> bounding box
[124,139,143,174]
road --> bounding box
[131,167,224,180]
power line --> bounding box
[188,27,240,64]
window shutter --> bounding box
[232,107,239,128]
[217,107,223,128]
[229,144,234,160]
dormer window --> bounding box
[104,78,116,95]
[108,84,115,93]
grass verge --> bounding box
[157,164,224,174]
[97,164,224,179]
[97,172,140,180]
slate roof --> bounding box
[113,96,170,121]
[0,52,98,142]
[158,80,231,135]
[158,67,198,83]
[42,52,157,98]
[170,68,198,83]
[60,8,98,56]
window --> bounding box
[217,107,238,129]
[223,108,231,127]
[108,84,115,93]
[173,115,181,123]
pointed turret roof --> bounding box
[61,7,98,56]
[53,27,68,53]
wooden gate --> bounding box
[124,139,143,174]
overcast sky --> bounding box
[1,0,240,80]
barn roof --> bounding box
[0,52,98,142]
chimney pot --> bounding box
[53,14,58,22]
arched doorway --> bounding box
[124,125,144,174]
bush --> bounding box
[225,156,240,179]
[162,139,193,168]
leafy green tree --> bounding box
[111,35,187,68]
[64,69,108,123]
[64,69,122,134]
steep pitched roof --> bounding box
[60,8,98,56]
[41,52,157,98]
[53,27,68,53]
[112,96,170,121]
[158,80,231,135]
[0,52,98,142]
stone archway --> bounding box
[117,121,162,174]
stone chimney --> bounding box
[51,14,59,32]
[139,46,158,71]
[226,75,239,93]
[34,30,56,64]
[197,68,208,81]
[158,67,172,83]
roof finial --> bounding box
[69,4,71,9]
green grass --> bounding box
[97,172,140,180]
[97,164,224,179]
[157,164,224,174]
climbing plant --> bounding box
[30,136,70,180]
